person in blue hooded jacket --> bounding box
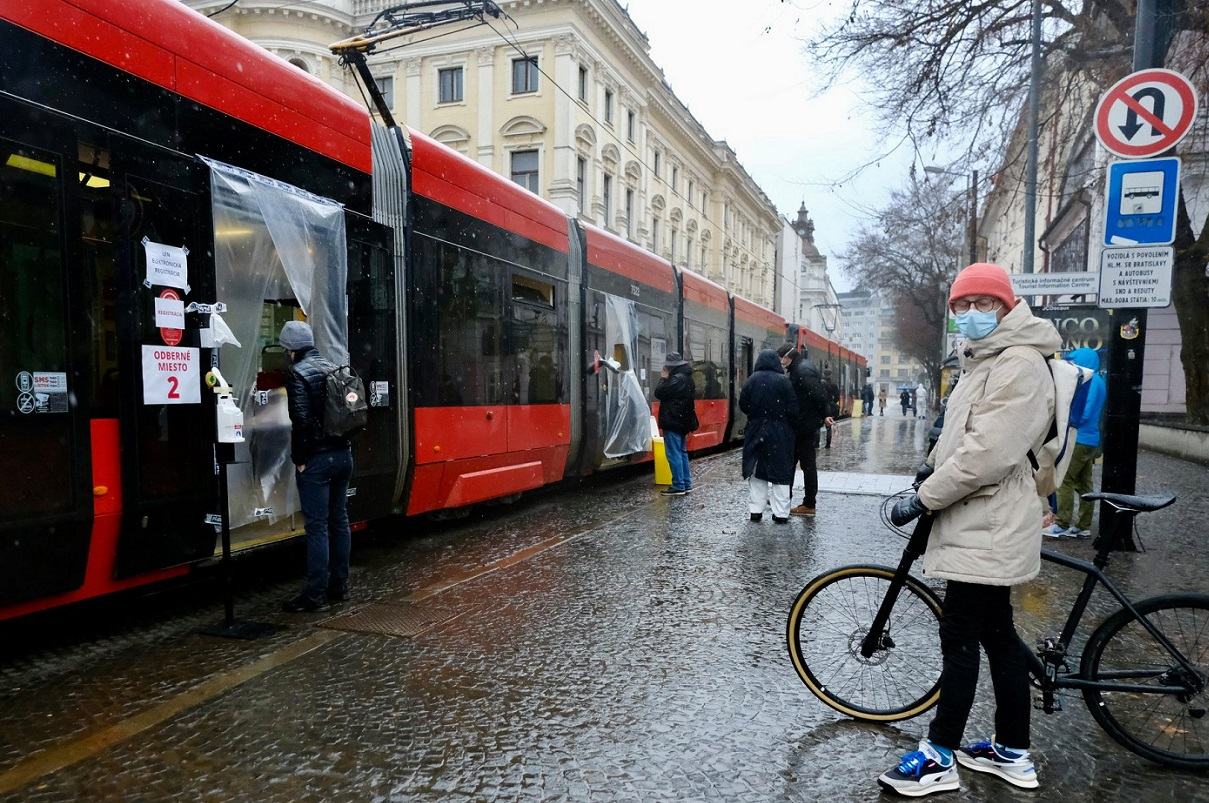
[1046,347,1107,538]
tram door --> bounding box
[110,141,217,577]
[0,107,95,604]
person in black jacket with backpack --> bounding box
[654,353,697,496]
[777,345,833,517]
[280,320,353,612]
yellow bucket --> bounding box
[852,399,864,418]
[652,437,673,486]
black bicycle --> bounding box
[786,489,1209,770]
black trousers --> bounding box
[796,431,818,507]
[927,581,1032,751]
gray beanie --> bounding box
[279,320,314,351]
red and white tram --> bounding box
[0,0,863,620]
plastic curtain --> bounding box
[206,158,348,529]
[601,294,652,458]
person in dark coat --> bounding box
[654,352,697,496]
[777,344,833,517]
[900,388,912,416]
[740,349,799,523]
[821,369,841,448]
[280,320,353,613]
[861,383,875,415]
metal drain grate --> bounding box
[315,601,450,638]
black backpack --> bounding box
[322,364,368,438]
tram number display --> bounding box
[141,345,200,405]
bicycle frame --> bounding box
[1029,546,1204,697]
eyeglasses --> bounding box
[951,297,1002,313]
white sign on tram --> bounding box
[141,345,201,405]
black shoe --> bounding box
[327,587,349,603]
[773,516,790,524]
[750,513,763,522]
[282,595,329,613]
[660,488,688,496]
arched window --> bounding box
[287,57,310,74]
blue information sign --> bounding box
[1103,157,1180,247]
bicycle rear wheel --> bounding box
[1081,593,1209,769]
[787,564,944,721]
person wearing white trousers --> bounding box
[749,479,792,521]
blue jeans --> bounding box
[664,430,691,491]
[296,448,353,602]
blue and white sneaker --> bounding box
[1042,524,1069,539]
[877,740,960,797]
[1066,527,1090,539]
[956,738,1039,789]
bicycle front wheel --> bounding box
[1081,593,1209,769]
[787,564,944,721]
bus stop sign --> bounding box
[1103,157,1180,246]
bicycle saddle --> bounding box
[1081,492,1175,513]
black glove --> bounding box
[890,494,929,527]
[913,463,934,488]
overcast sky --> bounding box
[623,0,924,290]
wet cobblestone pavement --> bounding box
[2,415,1207,801]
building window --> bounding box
[510,149,539,193]
[288,57,310,73]
[701,190,707,211]
[686,235,694,267]
[374,75,394,109]
[653,151,661,177]
[604,89,614,124]
[511,57,539,94]
[687,179,694,204]
[438,67,463,103]
[700,243,707,269]
[671,166,678,192]
[880,355,891,365]
[576,156,587,211]
[651,218,660,252]
[578,65,588,101]
[625,189,634,239]
[670,227,678,262]
[602,173,613,227]
[626,110,636,142]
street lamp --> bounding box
[924,165,979,266]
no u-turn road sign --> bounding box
[1094,69,1198,159]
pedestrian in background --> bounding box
[740,349,799,524]
[1045,347,1107,539]
[916,382,930,419]
[777,344,832,517]
[900,388,911,416]
[654,352,697,497]
[880,262,1059,797]
[821,369,841,448]
[878,386,887,416]
[280,321,354,613]
[861,383,875,416]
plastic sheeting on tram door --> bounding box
[205,157,349,530]
[600,294,651,459]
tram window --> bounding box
[0,139,73,517]
[79,142,119,416]
[413,237,505,406]
[0,142,66,408]
[635,309,669,399]
[510,272,564,405]
[685,319,727,400]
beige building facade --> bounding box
[186,0,782,307]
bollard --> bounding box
[652,436,673,486]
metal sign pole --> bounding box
[1097,0,1172,551]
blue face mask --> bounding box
[955,310,999,340]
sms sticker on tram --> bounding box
[141,345,200,405]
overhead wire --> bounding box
[480,12,788,276]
